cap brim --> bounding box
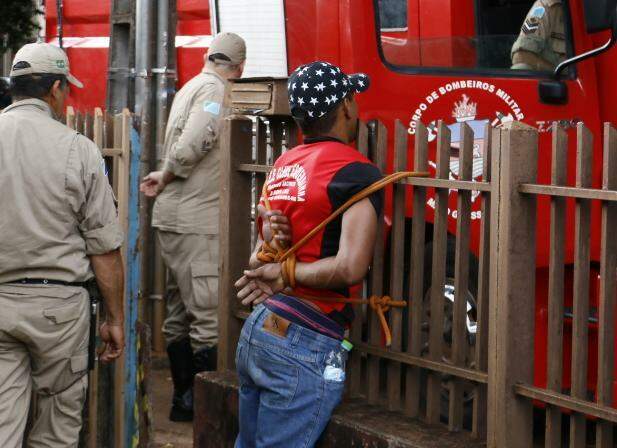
[67,72,83,89]
[348,73,370,93]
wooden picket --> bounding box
[545,124,568,448]
[405,121,429,419]
[449,122,473,431]
[472,124,492,439]
[366,121,387,406]
[386,121,407,411]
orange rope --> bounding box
[257,170,429,346]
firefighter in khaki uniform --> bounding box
[511,0,566,71]
[0,43,125,447]
[140,32,246,422]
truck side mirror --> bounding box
[539,80,568,105]
[583,0,617,33]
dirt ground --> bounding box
[151,353,193,448]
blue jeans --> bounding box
[235,305,345,448]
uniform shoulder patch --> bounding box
[203,101,221,115]
[523,19,540,34]
[530,5,546,19]
[523,6,545,35]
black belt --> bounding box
[9,278,88,288]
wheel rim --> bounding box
[421,277,478,404]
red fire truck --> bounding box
[44,0,617,411]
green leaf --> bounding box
[0,0,42,54]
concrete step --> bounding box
[194,371,486,448]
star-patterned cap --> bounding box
[288,61,370,122]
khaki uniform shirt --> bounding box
[0,99,123,284]
[152,70,228,235]
[511,0,566,70]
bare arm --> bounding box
[236,198,378,305]
[294,198,377,288]
[91,248,124,323]
[162,170,176,186]
[90,248,125,361]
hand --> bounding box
[140,171,165,198]
[258,206,292,248]
[235,263,286,306]
[99,321,125,362]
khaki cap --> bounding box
[10,43,83,88]
[206,32,246,65]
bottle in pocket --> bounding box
[322,340,353,382]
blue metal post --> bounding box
[124,127,142,447]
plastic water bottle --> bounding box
[322,340,353,382]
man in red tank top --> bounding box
[234,61,382,448]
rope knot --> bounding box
[256,241,282,263]
[369,295,393,313]
[257,240,297,288]
[368,295,407,347]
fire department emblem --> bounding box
[406,81,526,216]
[425,94,513,203]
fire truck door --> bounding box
[349,0,602,194]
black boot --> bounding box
[166,338,195,422]
[193,344,217,373]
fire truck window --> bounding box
[376,0,571,73]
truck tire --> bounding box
[418,237,479,428]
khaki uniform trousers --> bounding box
[158,231,219,352]
[0,285,89,448]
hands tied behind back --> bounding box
[258,205,292,247]
[235,208,292,306]
[235,263,286,306]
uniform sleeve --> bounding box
[163,83,224,178]
[511,1,559,67]
[327,162,384,216]
[75,136,124,255]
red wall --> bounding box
[44,0,211,110]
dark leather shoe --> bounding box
[193,344,217,373]
[170,407,193,422]
[167,338,195,422]
[169,387,194,422]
